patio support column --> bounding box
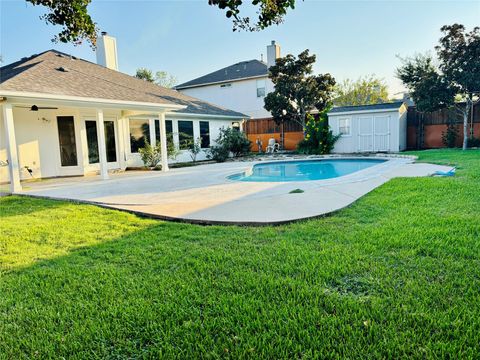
[148,118,156,146]
[2,103,21,192]
[158,112,169,172]
[96,109,109,180]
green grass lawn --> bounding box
[1,149,479,358]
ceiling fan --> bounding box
[15,105,58,111]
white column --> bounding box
[2,103,22,192]
[158,112,169,172]
[148,118,156,146]
[96,109,109,180]
[117,116,127,170]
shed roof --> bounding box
[328,101,405,114]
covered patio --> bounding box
[1,93,182,193]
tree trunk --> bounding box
[462,100,470,150]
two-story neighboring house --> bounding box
[175,41,280,120]
[176,41,304,150]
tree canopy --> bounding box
[264,50,336,129]
[26,0,298,47]
[396,24,480,149]
[208,0,296,31]
[27,0,97,46]
[334,75,389,106]
[135,68,177,88]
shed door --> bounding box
[358,116,373,152]
[374,115,390,151]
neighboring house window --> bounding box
[220,83,232,88]
[256,79,266,97]
[87,120,116,163]
[155,119,173,147]
[57,116,78,166]
[178,120,194,150]
[338,118,351,136]
[129,119,149,153]
[199,121,210,148]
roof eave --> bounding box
[176,74,268,90]
[0,90,186,112]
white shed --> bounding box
[327,102,408,153]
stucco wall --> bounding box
[1,105,238,184]
[179,77,272,119]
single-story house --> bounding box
[328,102,408,153]
[0,39,247,192]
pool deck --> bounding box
[17,156,453,225]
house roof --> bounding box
[328,101,405,114]
[0,50,247,118]
[175,59,268,89]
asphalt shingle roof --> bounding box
[329,101,405,114]
[175,60,268,89]
[0,50,247,118]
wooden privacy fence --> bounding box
[407,103,480,149]
[245,118,304,151]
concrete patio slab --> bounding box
[17,157,454,225]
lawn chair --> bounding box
[265,138,280,153]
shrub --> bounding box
[207,127,251,162]
[187,137,202,162]
[138,141,161,168]
[207,145,230,162]
[297,112,340,155]
[468,136,480,148]
[442,122,459,148]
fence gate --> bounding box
[374,115,390,151]
[358,116,374,152]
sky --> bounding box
[1,0,479,96]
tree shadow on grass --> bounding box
[0,195,67,218]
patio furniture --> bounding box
[265,138,280,153]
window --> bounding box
[220,83,232,88]
[85,121,117,163]
[199,121,210,148]
[85,121,99,164]
[129,119,149,153]
[338,118,351,136]
[155,119,173,147]
[178,120,194,150]
[104,121,117,162]
[57,116,78,166]
[256,79,266,97]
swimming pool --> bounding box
[229,158,387,182]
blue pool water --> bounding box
[229,159,387,182]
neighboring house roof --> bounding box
[175,59,268,89]
[328,101,405,114]
[0,50,247,118]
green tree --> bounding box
[135,68,155,83]
[397,24,480,150]
[264,49,336,131]
[135,68,177,88]
[26,0,298,47]
[209,0,296,31]
[334,75,389,106]
[27,0,97,46]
